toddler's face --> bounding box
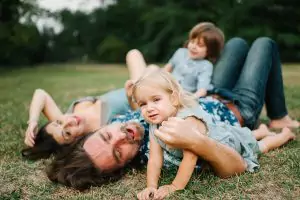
[187,37,207,59]
[134,85,177,124]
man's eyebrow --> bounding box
[112,149,121,163]
[98,131,108,143]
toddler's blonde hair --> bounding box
[132,69,197,108]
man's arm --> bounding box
[154,117,247,178]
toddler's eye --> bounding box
[139,103,146,107]
[154,98,160,102]
[65,131,71,136]
[56,120,63,125]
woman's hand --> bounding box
[154,117,204,149]
[24,121,38,147]
[154,184,177,200]
[137,187,157,200]
[124,79,134,98]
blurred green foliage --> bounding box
[1,0,300,66]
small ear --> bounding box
[170,91,180,107]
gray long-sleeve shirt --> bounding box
[168,48,214,93]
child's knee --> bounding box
[126,49,142,60]
[147,64,160,70]
[258,141,268,153]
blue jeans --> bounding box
[211,37,288,129]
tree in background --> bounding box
[1,0,299,67]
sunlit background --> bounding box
[1,0,300,66]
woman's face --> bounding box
[45,114,86,144]
[83,121,144,172]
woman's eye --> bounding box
[56,120,62,125]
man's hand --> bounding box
[154,117,204,149]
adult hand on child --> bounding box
[154,184,177,200]
[154,117,204,150]
[24,121,38,147]
[137,187,157,200]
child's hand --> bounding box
[154,184,177,199]
[124,80,134,98]
[137,187,157,200]
[194,88,207,98]
[24,121,38,147]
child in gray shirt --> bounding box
[165,22,224,97]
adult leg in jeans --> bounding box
[232,37,298,129]
[263,39,299,129]
[212,37,249,90]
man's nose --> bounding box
[112,132,127,145]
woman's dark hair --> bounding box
[21,123,65,160]
[46,134,127,191]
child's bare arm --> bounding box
[163,63,173,72]
[137,135,163,200]
[147,135,164,188]
[172,150,198,189]
[154,150,198,199]
[194,88,207,98]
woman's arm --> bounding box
[28,89,63,122]
[124,80,139,110]
[154,117,247,178]
[24,89,63,146]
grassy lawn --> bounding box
[0,64,299,200]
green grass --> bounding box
[0,63,299,200]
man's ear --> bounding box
[170,91,180,107]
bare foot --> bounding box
[254,124,276,140]
[269,116,299,129]
[281,127,296,141]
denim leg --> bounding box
[264,40,288,119]
[233,37,277,129]
[212,37,249,90]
